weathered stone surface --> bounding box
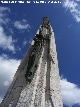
[0,17,63,107]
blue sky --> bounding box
[0,0,80,107]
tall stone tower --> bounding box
[0,17,63,107]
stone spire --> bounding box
[0,17,63,107]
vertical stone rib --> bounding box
[40,62,47,107]
[49,27,63,107]
[30,48,44,107]
[34,44,48,107]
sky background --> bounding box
[0,0,80,107]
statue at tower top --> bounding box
[42,17,49,26]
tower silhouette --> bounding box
[0,17,63,107]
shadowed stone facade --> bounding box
[0,17,63,107]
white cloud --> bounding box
[0,6,31,52]
[0,55,21,79]
[0,6,10,25]
[60,78,80,106]
[0,26,15,52]
[14,19,31,30]
[0,55,20,103]
[62,0,80,23]
[0,7,16,52]
[0,7,10,12]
